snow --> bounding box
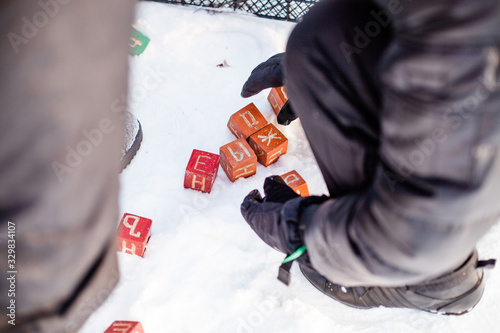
[80,2,500,332]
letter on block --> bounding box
[248,124,288,166]
[117,213,152,257]
[268,87,288,115]
[104,320,144,333]
[184,149,220,193]
[280,170,309,196]
[227,103,268,139]
[220,138,257,182]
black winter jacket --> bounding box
[278,0,500,287]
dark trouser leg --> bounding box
[285,0,392,197]
[0,1,136,332]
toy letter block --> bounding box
[268,87,288,115]
[104,320,144,333]
[220,138,257,182]
[281,170,309,196]
[117,213,152,257]
[227,103,267,139]
[184,149,220,193]
[248,124,288,166]
[129,27,150,56]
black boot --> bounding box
[300,250,495,315]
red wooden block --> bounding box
[184,149,220,193]
[117,213,152,257]
[268,87,288,115]
[104,321,144,333]
[248,124,288,166]
[281,170,309,196]
[227,103,268,139]
[220,138,257,182]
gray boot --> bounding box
[120,111,143,170]
[300,250,495,315]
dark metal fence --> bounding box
[149,0,317,22]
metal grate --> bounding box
[149,0,317,21]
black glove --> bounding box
[241,54,285,98]
[241,53,298,126]
[241,176,329,284]
[241,176,328,254]
[276,101,297,126]
[263,176,300,203]
[241,176,301,253]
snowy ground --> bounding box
[80,2,500,332]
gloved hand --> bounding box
[242,176,329,285]
[241,53,298,126]
[262,175,300,203]
[241,176,301,253]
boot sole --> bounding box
[120,120,143,172]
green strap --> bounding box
[282,245,307,264]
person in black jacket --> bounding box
[241,0,500,314]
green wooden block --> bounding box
[129,27,150,56]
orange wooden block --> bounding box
[116,213,152,257]
[104,321,144,333]
[220,138,257,182]
[248,124,288,166]
[227,103,267,139]
[268,87,288,115]
[281,170,309,196]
